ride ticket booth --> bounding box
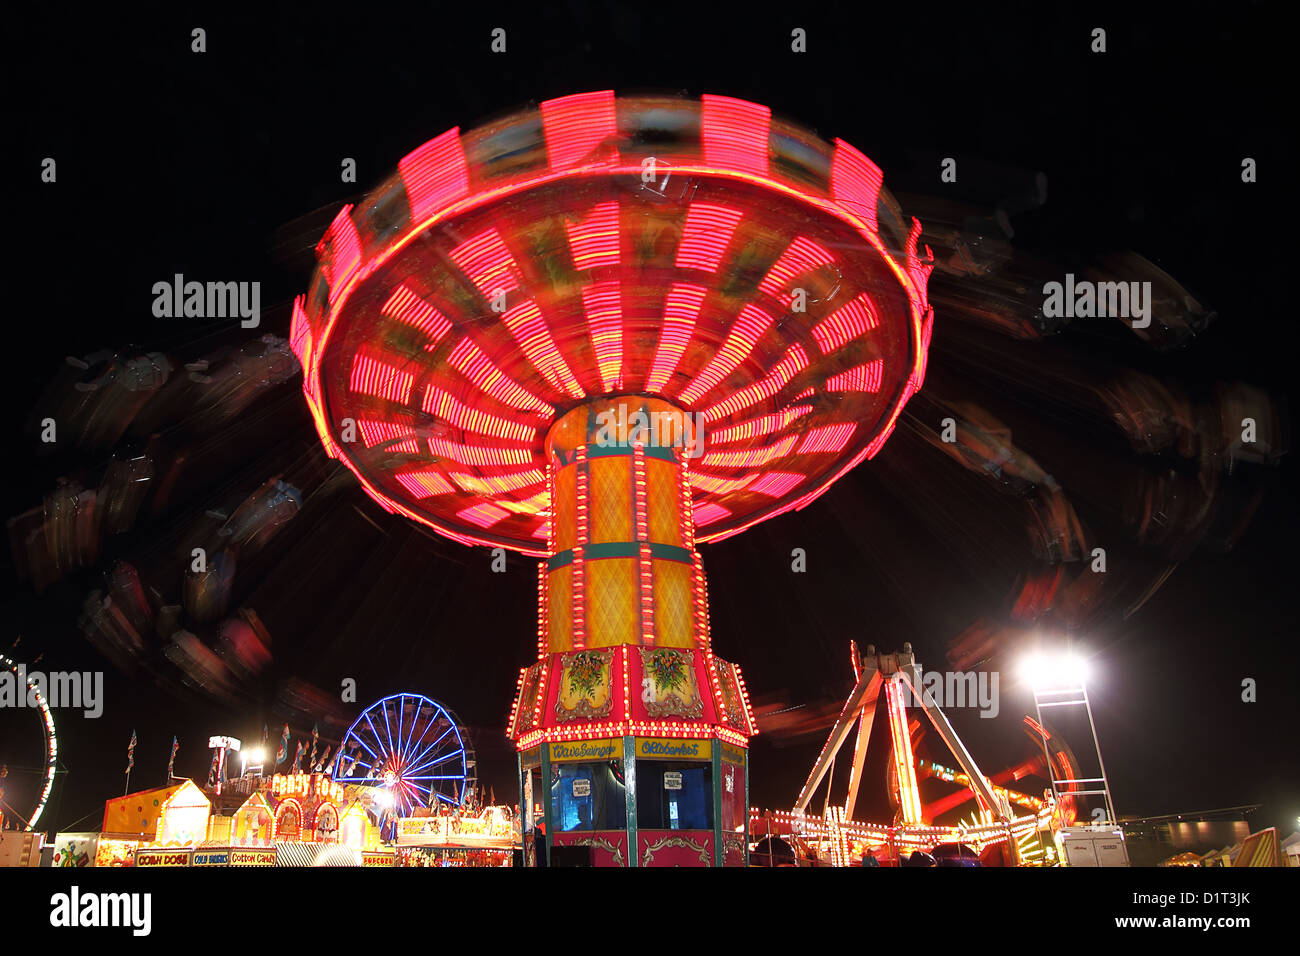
[520,734,749,867]
[507,399,759,867]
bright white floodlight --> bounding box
[1019,651,1090,692]
[1021,648,1117,827]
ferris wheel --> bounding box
[0,653,58,831]
[331,694,476,816]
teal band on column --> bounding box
[517,752,525,867]
[549,541,692,569]
[585,442,678,463]
[744,754,751,867]
[712,739,723,867]
[554,444,679,466]
[624,735,638,867]
[540,745,554,867]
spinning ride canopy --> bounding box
[292,92,933,556]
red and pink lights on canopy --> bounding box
[290,91,933,556]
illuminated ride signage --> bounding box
[635,737,710,760]
[549,738,621,762]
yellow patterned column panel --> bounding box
[585,558,639,648]
[645,457,683,547]
[547,564,573,653]
[653,559,695,648]
[553,464,577,552]
[588,456,632,544]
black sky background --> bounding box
[5,3,1297,836]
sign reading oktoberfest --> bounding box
[550,738,620,762]
[635,737,709,760]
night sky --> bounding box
[5,4,1296,838]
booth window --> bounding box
[636,761,713,831]
[550,761,627,832]
[720,761,742,832]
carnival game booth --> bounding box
[259,772,344,844]
[49,833,99,868]
[227,777,378,851]
[87,773,392,867]
[214,774,390,866]
[214,773,392,866]
[395,805,519,867]
[47,832,174,868]
[92,779,213,865]
[102,780,203,842]
[95,779,213,867]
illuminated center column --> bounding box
[508,396,757,867]
[544,396,705,653]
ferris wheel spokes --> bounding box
[404,727,459,775]
[332,693,474,812]
[406,750,463,779]
[398,697,440,764]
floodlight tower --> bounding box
[1021,652,1118,825]
[291,92,933,866]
